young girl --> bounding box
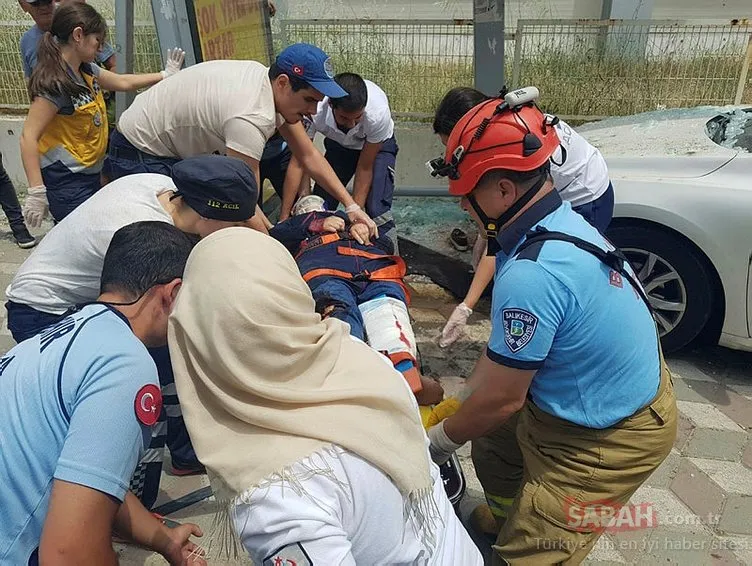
[20,2,184,225]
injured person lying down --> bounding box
[269,195,443,406]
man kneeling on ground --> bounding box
[4,154,259,507]
[0,221,205,566]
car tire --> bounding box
[606,224,715,353]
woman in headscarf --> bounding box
[168,227,482,565]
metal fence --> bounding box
[512,19,752,120]
[0,19,163,110]
[1,15,751,120]
[278,19,505,117]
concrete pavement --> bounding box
[1,219,751,565]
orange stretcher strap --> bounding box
[301,246,411,304]
[295,232,343,259]
[385,351,423,394]
[303,267,355,281]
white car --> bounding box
[578,106,752,353]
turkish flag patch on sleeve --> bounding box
[134,384,162,426]
[263,542,313,566]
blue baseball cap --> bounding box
[275,43,348,99]
[170,155,257,222]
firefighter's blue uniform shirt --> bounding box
[486,190,660,429]
[0,304,158,565]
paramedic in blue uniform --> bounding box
[279,73,398,246]
[5,154,260,500]
[425,96,677,564]
[0,221,205,566]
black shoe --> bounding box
[450,228,469,251]
[12,226,37,249]
[170,462,206,476]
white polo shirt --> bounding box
[307,80,394,150]
[550,119,611,207]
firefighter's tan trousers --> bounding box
[473,359,677,565]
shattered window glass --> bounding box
[706,108,752,153]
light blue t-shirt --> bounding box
[0,304,158,565]
[20,25,116,78]
[487,191,660,429]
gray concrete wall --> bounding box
[391,122,449,190]
[0,117,26,190]
[0,116,447,192]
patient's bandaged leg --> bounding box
[359,295,422,393]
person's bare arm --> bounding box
[39,479,119,565]
[97,49,183,92]
[279,121,354,207]
[442,354,535,443]
[351,141,382,208]
[280,155,306,221]
[114,491,206,565]
[225,148,271,232]
[463,254,496,310]
[97,68,164,92]
[20,97,58,188]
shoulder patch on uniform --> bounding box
[134,384,162,426]
[263,542,313,566]
[503,308,539,353]
[609,269,623,288]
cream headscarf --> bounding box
[168,227,435,555]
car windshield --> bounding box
[706,108,752,152]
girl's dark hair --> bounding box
[433,87,491,136]
[28,3,107,101]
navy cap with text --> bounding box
[275,43,348,98]
[170,155,257,222]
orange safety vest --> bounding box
[297,233,411,304]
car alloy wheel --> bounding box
[607,223,715,352]
[620,248,687,336]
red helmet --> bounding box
[443,99,560,196]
